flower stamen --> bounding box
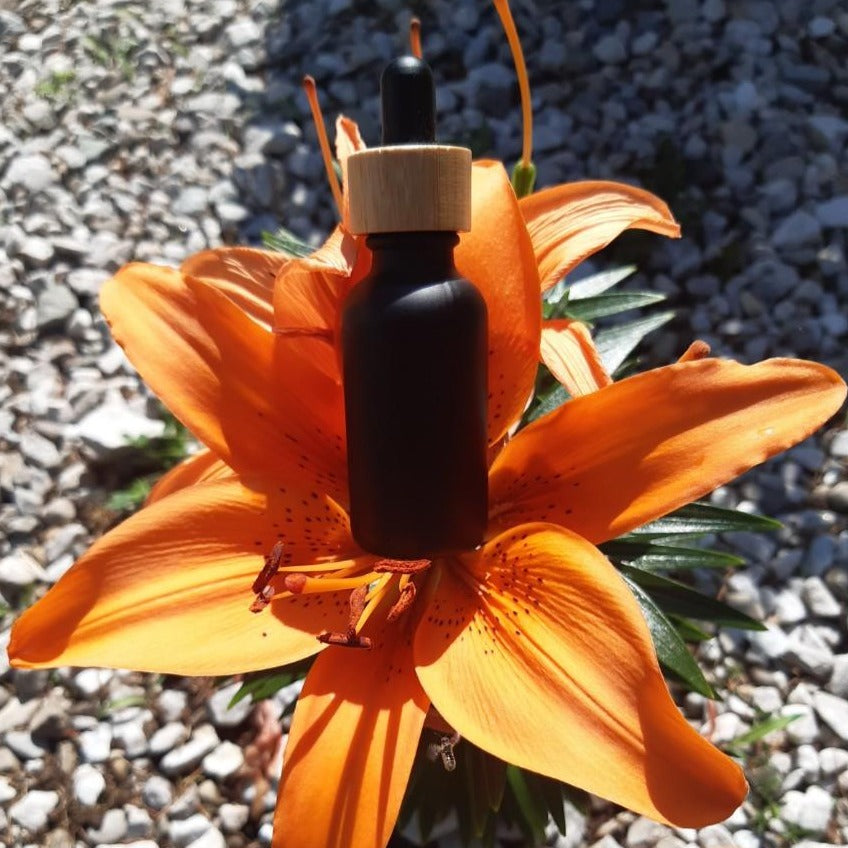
[679,340,712,362]
[252,541,284,594]
[302,75,345,217]
[373,558,430,574]
[317,630,373,649]
[492,0,533,169]
[387,581,416,622]
[409,16,423,59]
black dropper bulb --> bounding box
[381,56,436,145]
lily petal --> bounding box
[273,225,368,387]
[488,358,846,543]
[101,264,347,499]
[9,479,359,675]
[181,247,290,330]
[275,610,429,848]
[519,181,681,292]
[540,319,612,396]
[414,524,747,826]
[457,161,541,442]
[146,450,235,505]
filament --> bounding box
[302,75,345,216]
[409,16,423,58]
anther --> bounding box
[373,558,430,574]
[252,541,284,594]
[318,631,373,649]
[347,585,368,633]
[250,586,275,614]
[387,582,416,622]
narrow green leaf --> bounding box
[563,291,666,322]
[505,765,549,844]
[625,578,715,698]
[630,502,781,538]
[602,540,745,571]
[724,713,801,755]
[621,565,766,631]
[261,227,313,257]
[526,383,570,424]
[594,310,675,375]
[568,265,637,300]
[669,615,712,642]
[228,665,306,708]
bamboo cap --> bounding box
[346,144,471,235]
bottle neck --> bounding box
[365,232,460,284]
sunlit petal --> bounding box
[540,319,612,396]
[9,478,360,675]
[519,181,680,292]
[415,525,747,826]
[489,358,846,542]
[275,610,428,848]
[456,161,541,442]
[146,450,235,505]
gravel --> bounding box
[1,1,847,846]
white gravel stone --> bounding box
[780,785,833,835]
[141,775,172,810]
[187,827,227,848]
[783,705,819,745]
[819,746,848,776]
[0,550,49,586]
[156,688,188,722]
[827,654,848,698]
[801,576,842,617]
[0,776,16,803]
[149,721,189,756]
[78,722,112,763]
[218,803,250,833]
[9,789,58,832]
[160,724,220,776]
[206,682,252,727]
[72,763,105,805]
[170,813,213,848]
[201,741,244,779]
[812,691,848,742]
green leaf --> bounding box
[629,502,781,538]
[602,540,745,571]
[261,227,313,257]
[563,291,666,322]
[669,615,712,642]
[621,565,765,631]
[526,383,570,424]
[228,664,308,708]
[625,579,715,697]
[505,766,550,844]
[107,477,153,512]
[594,310,675,375]
[724,713,801,756]
[568,265,637,300]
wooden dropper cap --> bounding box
[346,56,472,235]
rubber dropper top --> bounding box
[345,56,471,235]
[380,56,436,145]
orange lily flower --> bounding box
[9,134,846,847]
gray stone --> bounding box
[125,804,154,839]
[9,789,58,832]
[19,236,54,267]
[808,16,836,38]
[827,654,848,698]
[36,283,77,328]
[173,186,209,217]
[593,34,627,65]
[72,397,165,453]
[5,730,46,760]
[815,196,848,228]
[812,691,848,742]
[802,576,841,617]
[4,154,56,192]
[141,775,172,810]
[771,210,821,249]
[0,550,48,586]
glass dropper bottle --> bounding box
[342,55,488,560]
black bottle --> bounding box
[341,57,488,559]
